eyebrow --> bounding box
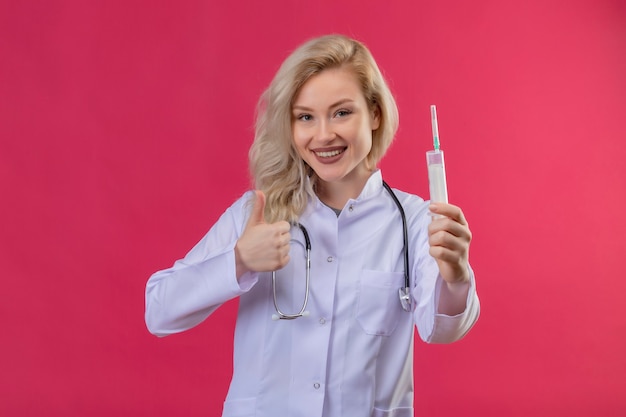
[292,98,355,112]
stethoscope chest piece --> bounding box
[399,287,412,312]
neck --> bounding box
[315,170,374,210]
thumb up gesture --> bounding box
[235,191,292,278]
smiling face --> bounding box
[291,66,380,202]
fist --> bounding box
[235,191,292,278]
[427,203,472,284]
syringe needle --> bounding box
[426,105,448,205]
[430,105,440,151]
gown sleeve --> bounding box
[407,198,480,344]
[145,192,259,337]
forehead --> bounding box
[293,67,364,106]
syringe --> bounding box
[426,105,448,204]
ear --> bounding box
[370,105,381,130]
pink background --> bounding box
[2,0,625,415]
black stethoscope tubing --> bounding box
[381,181,411,298]
[271,181,411,320]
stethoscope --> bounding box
[271,181,411,320]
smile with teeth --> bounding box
[314,148,346,158]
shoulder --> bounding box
[202,191,256,239]
[385,185,429,218]
[224,191,255,223]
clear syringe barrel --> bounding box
[426,149,448,203]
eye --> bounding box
[296,113,313,122]
[335,109,352,118]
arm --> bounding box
[428,202,480,343]
[145,195,258,337]
[428,203,473,316]
[145,191,292,337]
[410,201,480,344]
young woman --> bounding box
[146,34,479,417]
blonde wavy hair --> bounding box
[249,34,399,223]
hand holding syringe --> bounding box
[427,105,448,205]
[426,105,473,288]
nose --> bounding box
[315,119,336,143]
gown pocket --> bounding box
[356,269,405,336]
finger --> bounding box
[429,230,469,253]
[429,245,465,264]
[271,222,292,248]
[270,231,291,253]
[278,231,292,248]
[429,203,468,225]
[277,253,291,270]
[268,241,291,270]
[428,218,472,241]
[247,190,266,227]
[275,220,292,235]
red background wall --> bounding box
[2,0,625,415]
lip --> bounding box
[311,146,346,164]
